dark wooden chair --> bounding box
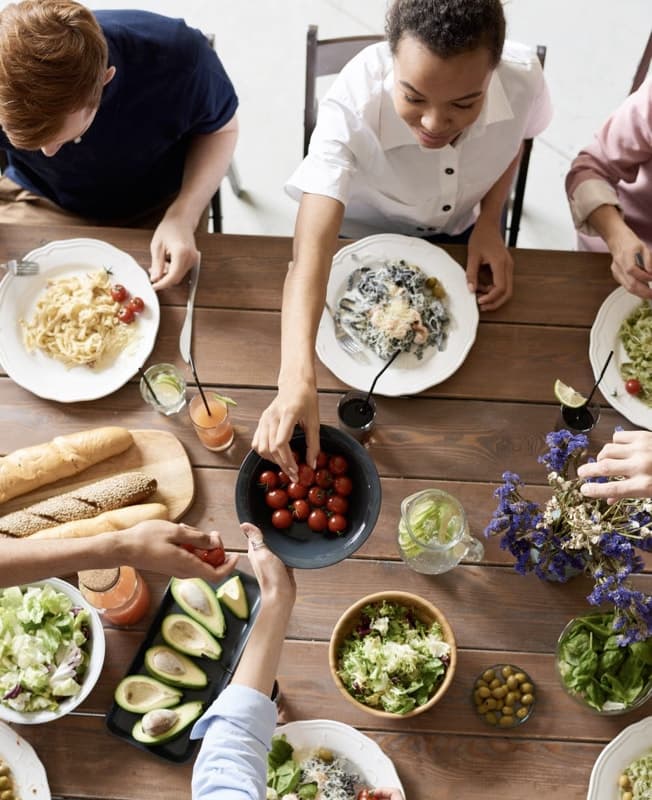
[303,25,546,247]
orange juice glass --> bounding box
[189,393,234,451]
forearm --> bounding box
[231,601,292,697]
[478,146,523,226]
[165,116,239,231]
[586,203,632,248]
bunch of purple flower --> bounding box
[485,429,652,644]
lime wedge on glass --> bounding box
[211,392,237,407]
[554,379,587,408]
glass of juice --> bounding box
[78,566,151,627]
[189,393,235,451]
[140,363,186,415]
[337,390,377,442]
[559,401,601,433]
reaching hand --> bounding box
[149,216,199,290]
[578,430,652,501]
[466,217,514,311]
[240,522,296,612]
[606,227,652,300]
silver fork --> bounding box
[324,301,369,362]
[1,259,39,276]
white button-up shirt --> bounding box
[287,41,553,239]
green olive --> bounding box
[618,775,631,789]
[521,693,534,706]
[483,669,496,682]
[485,698,497,710]
[501,665,513,678]
[489,678,501,690]
[0,790,14,800]
[499,715,515,727]
[476,678,488,688]
[0,769,7,779]
[505,691,520,706]
[521,682,534,694]
[516,707,529,720]
[506,675,519,690]
[0,779,8,790]
[495,698,504,711]
[501,705,515,716]
[491,686,508,699]
[477,686,491,699]
[622,792,633,800]
[484,711,498,725]
[477,701,493,714]
[514,672,527,684]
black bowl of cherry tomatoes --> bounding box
[234,424,381,568]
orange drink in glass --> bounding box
[189,393,235,451]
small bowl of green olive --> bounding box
[472,664,536,728]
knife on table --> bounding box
[179,255,201,364]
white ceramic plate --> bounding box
[0,578,106,725]
[587,715,652,799]
[274,719,403,791]
[0,721,50,799]
[316,234,479,396]
[0,238,160,402]
[590,287,652,430]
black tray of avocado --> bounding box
[105,570,260,763]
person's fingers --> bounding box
[580,476,637,500]
[304,418,321,471]
[240,522,264,545]
[174,552,239,581]
[465,252,481,293]
[176,524,224,550]
[151,247,189,290]
[579,457,631,479]
[613,429,642,444]
[612,262,652,299]
[149,241,168,285]
[274,412,301,481]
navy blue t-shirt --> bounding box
[0,10,238,220]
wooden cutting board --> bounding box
[0,429,194,521]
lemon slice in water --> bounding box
[553,379,587,408]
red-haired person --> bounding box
[0,1,238,289]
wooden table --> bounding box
[1,223,648,799]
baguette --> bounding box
[0,472,157,537]
[28,502,168,540]
[0,427,133,505]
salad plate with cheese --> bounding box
[316,234,478,396]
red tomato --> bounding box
[271,509,293,529]
[315,469,333,489]
[626,378,642,395]
[277,470,290,488]
[297,463,315,487]
[328,455,349,476]
[315,451,329,468]
[328,513,347,534]
[265,489,289,509]
[307,509,328,532]
[291,449,301,465]
[117,305,135,324]
[180,543,196,554]
[197,546,226,567]
[292,499,310,521]
[110,284,128,302]
[258,470,278,491]
[357,791,372,800]
[287,481,308,500]
[307,486,327,507]
[327,495,348,514]
[333,475,353,496]
[128,296,145,313]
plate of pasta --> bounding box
[0,238,159,402]
[316,234,479,396]
[589,287,652,430]
[587,716,652,800]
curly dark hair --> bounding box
[385,0,506,66]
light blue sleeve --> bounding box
[191,683,277,800]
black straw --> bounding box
[586,350,614,405]
[139,366,160,405]
[365,349,401,405]
[189,353,212,417]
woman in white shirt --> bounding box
[253,0,552,478]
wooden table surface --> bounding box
[1,223,647,800]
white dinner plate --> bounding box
[587,715,652,799]
[0,238,160,402]
[589,287,652,430]
[316,233,479,396]
[274,718,403,791]
[0,720,51,799]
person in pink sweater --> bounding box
[566,78,652,299]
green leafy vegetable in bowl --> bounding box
[0,583,91,713]
[336,599,451,715]
[556,612,652,713]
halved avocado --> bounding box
[114,675,182,713]
[216,575,249,620]
[144,645,208,689]
[132,701,204,745]
[170,577,226,638]
[161,613,222,660]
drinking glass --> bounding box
[139,363,186,415]
[337,390,377,441]
[189,393,235,452]
[558,401,601,433]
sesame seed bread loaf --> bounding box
[28,502,168,540]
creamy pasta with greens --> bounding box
[619,750,652,800]
[619,302,652,406]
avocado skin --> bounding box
[114,675,182,713]
[161,613,222,660]
[144,645,208,689]
[170,577,226,638]
[132,701,204,745]
[216,575,249,620]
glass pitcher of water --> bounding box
[398,489,484,574]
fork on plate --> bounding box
[1,259,39,276]
[325,301,369,362]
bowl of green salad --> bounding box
[0,578,105,724]
[329,591,456,718]
[556,612,652,715]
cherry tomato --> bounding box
[328,513,348,534]
[117,305,135,324]
[258,470,278,491]
[357,791,373,800]
[297,463,315,487]
[315,469,334,490]
[272,509,293,529]
[128,296,145,313]
[287,481,308,500]
[197,546,226,567]
[315,450,329,468]
[277,470,290,488]
[110,284,128,303]
[333,475,353,496]
[626,378,642,395]
[292,499,310,521]
[265,489,289,509]
[307,509,328,532]
[307,486,327,507]
[327,494,349,514]
[180,543,196,554]
[329,455,349,476]
[291,449,301,465]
